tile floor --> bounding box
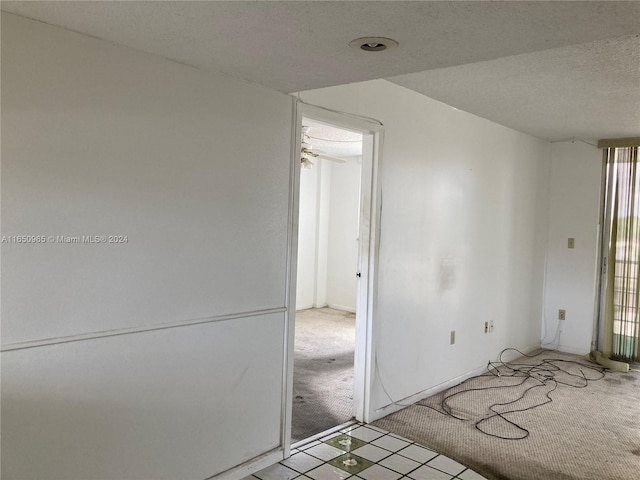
[243,423,486,480]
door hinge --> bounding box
[602,257,607,275]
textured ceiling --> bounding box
[303,118,363,160]
[389,34,640,142]
[2,1,639,141]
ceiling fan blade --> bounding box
[302,147,319,158]
[301,128,347,164]
[317,154,347,164]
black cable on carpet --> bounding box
[416,348,606,440]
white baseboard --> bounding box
[295,304,356,313]
[326,304,356,313]
[295,305,314,312]
[555,344,591,356]
[368,343,542,423]
[369,363,488,422]
[211,448,282,480]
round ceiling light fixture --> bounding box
[349,36,399,52]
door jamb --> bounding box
[282,100,383,455]
[595,152,609,352]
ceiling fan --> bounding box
[301,126,347,169]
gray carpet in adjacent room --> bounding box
[292,308,355,443]
[373,350,640,480]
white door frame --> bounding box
[595,155,610,353]
[282,100,383,454]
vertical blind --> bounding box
[603,145,640,362]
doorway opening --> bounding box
[287,107,381,445]
[292,118,363,443]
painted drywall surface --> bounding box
[326,158,361,311]
[543,141,602,354]
[1,13,292,479]
[295,160,329,309]
[296,158,359,312]
[300,80,551,415]
[316,162,332,307]
[1,14,292,345]
[2,314,284,480]
[296,164,320,309]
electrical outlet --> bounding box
[489,320,494,332]
[450,330,456,345]
[484,322,488,333]
[559,309,566,321]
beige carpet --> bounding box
[292,308,355,443]
[373,350,640,480]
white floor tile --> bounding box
[321,432,342,442]
[298,440,322,450]
[378,454,421,475]
[355,464,403,480]
[304,443,346,461]
[397,444,438,464]
[350,444,393,463]
[458,468,488,479]
[340,424,362,434]
[274,424,480,480]
[281,452,324,473]
[388,433,413,443]
[426,455,466,476]
[347,426,386,442]
[363,424,388,433]
[305,463,352,480]
[370,435,411,452]
[406,465,453,480]
[254,463,300,480]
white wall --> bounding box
[296,163,320,309]
[300,80,551,418]
[542,140,602,354]
[316,162,331,307]
[1,13,293,480]
[296,158,360,312]
[326,158,361,311]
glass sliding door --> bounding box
[601,145,640,362]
